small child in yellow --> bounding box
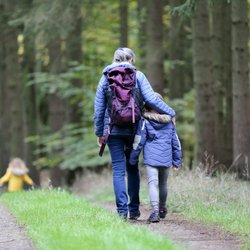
[0,158,34,192]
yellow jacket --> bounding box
[0,169,33,192]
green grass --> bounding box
[0,189,181,250]
[168,169,250,248]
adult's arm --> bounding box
[137,71,176,117]
[94,75,107,137]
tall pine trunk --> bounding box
[232,0,250,178]
[120,0,128,47]
[211,0,231,167]
[223,2,233,169]
[66,1,83,125]
[192,0,215,167]
[4,0,24,159]
[168,0,186,99]
[48,38,67,187]
[137,0,147,69]
[146,0,165,94]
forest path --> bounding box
[0,203,35,250]
[99,201,241,250]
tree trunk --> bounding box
[22,33,40,184]
[137,0,147,69]
[66,1,83,125]
[4,0,24,159]
[168,0,186,99]
[146,0,165,94]
[211,0,228,166]
[192,0,215,167]
[120,0,128,47]
[231,0,250,178]
[223,2,233,169]
[48,38,67,187]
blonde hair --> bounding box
[8,158,27,170]
[113,47,136,64]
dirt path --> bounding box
[99,202,242,250]
[0,203,35,250]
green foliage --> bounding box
[0,190,180,250]
[165,90,195,167]
[26,125,110,170]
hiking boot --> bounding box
[147,211,160,223]
[118,213,127,221]
[129,210,141,220]
[159,208,168,219]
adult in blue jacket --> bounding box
[94,47,175,220]
[129,105,182,223]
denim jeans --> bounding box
[107,135,140,216]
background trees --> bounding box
[0,0,250,184]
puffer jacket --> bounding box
[129,112,182,168]
[94,62,176,137]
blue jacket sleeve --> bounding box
[136,71,176,117]
[172,128,182,168]
[94,75,107,137]
[129,119,147,165]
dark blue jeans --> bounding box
[107,135,140,216]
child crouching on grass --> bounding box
[0,158,34,192]
[129,93,182,223]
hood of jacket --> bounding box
[102,62,136,75]
[8,166,29,176]
[143,112,171,130]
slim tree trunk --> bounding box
[66,1,83,124]
[23,33,39,184]
[231,0,250,177]
[168,0,186,99]
[48,38,66,187]
[4,0,24,159]
[137,0,147,69]
[192,0,215,166]
[211,0,227,166]
[146,0,165,94]
[223,1,233,169]
[120,0,128,47]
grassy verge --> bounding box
[0,189,181,250]
[168,168,250,248]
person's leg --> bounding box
[108,135,128,217]
[146,165,159,212]
[125,138,140,218]
[146,165,160,222]
[159,167,170,218]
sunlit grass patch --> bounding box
[0,189,180,250]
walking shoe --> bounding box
[118,213,127,221]
[147,211,160,223]
[159,208,168,219]
[129,210,141,220]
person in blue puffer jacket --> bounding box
[129,94,182,223]
[94,48,176,221]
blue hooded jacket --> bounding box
[94,63,176,137]
[129,112,182,168]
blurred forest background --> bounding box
[0,0,250,187]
